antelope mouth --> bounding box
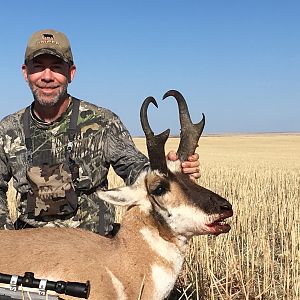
[206,210,233,235]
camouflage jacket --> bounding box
[0,97,149,234]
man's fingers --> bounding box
[167,150,178,161]
[188,153,199,161]
[182,167,200,174]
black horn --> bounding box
[163,90,205,161]
[140,96,170,174]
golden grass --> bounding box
[7,133,300,299]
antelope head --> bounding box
[97,90,233,241]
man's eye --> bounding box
[51,65,63,71]
[32,64,44,72]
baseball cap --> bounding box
[24,29,74,65]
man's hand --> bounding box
[167,151,200,180]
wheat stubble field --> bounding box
[7,133,300,299]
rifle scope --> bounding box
[0,272,90,299]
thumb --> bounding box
[167,150,178,161]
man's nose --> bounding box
[41,68,54,81]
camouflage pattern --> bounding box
[0,97,149,234]
[26,163,78,218]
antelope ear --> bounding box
[96,186,146,207]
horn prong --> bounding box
[140,96,169,174]
[163,90,205,161]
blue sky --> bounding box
[1,1,299,135]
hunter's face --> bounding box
[22,54,76,107]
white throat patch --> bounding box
[151,264,177,299]
[140,227,184,266]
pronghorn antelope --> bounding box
[0,90,233,300]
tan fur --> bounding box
[0,206,184,300]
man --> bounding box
[0,29,200,235]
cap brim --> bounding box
[27,48,70,64]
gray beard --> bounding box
[29,82,68,107]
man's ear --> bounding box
[22,64,29,82]
[68,64,76,83]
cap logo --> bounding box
[43,33,54,40]
[36,33,60,46]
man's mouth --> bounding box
[37,86,60,96]
[41,87,56,94]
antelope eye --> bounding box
[151,185,167,196]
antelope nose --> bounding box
[220,201,232,212]
[221,203,232,210]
